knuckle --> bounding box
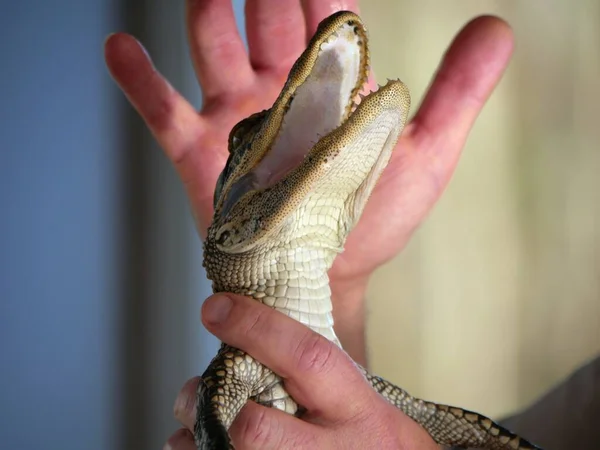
[293,331,336,376]
[163,427,194,450]
[353,400,411,449]
[236,406,282,449]
[173,377,200,429]
[242,307,270,341]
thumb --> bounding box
[229,401,326,450]
[202,293,377,423]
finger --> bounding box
[163,428,196,450]
[174,377,200,431]
[104,33,204,164]
[172,377,323,449]
[300,0,360,39]
[230,401,324,450]
[245,0,306,72]
[186,0,254,101]
[337,16,514,274]
[201,294,374,422]
[105,33,223,231]
[409,16,514,157]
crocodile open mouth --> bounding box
[214,12,370,220]
[252,23,367,187]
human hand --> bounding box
[104,1,513,359]
[164,293,440,450]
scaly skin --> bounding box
[196,11,542,450]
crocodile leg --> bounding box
[195,344,298,450]
[364,371,542,450]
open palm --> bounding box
[105,0,513,357]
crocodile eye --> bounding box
[216,229,231,246]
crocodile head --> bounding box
[205,11,410,270]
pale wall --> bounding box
[362,0,600,418]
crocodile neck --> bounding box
[205,240,340,345]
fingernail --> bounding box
[203,295,233,325]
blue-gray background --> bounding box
[5,1,600,449]
[0,1,246,448]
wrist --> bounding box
[330,274,370,366]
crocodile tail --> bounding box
[364,371,543,450]
[415,401,543,450]
[194,378,234,450]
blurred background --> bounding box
[0,1,598,449]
